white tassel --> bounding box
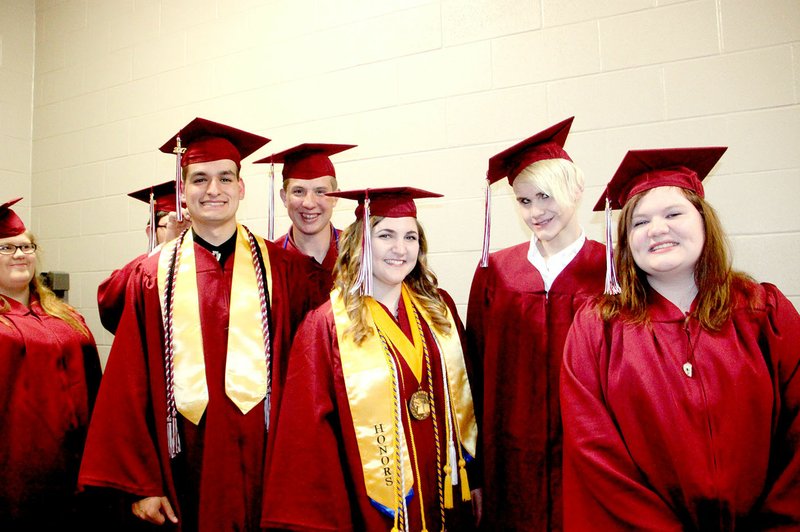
[479,179,491,268]
[604,197,621,295]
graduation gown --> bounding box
[0,296,101,529]
[465,239,605,531]
[561,281,800,531]
[262,290,476,531]
[97,252,147,334]
[274,224,340,308]
[78,238,313,532]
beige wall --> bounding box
[10,0,800,365]
[0,0,34,222]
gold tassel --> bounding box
[443,463,454,509]
[459,458,471,501]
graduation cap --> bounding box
[253,143,357,239]
[128,179,179,213]
[128,180,180,252]
[255,143,357,180]
[0,198,26,238]
[596,146,728,294]
[159,117,270,169]
[326,187,443,296]
[593,147,728,211]
[480,117,575,267]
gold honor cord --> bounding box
[158,225,273,425]
[332,289,414,518]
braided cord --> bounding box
[413,305,445,530]
[244,226,273,429]
[377,329,406,532]
[163,228,188,458]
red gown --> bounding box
[97,252,147,334]
[465,239,605,531]
[274,224,340,307]
[0,296,101,529]
[561,281,800,530]
[78,238,314,532]
[262,291,477,531]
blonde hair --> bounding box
[333,216,451,345]
[0,232,90,337]
[513,158,584,209]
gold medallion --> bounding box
[409,390,431,421]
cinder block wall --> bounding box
[0,1,34,226]
[10,0,800,366]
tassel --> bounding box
[443,464,454,509]
[263,393,271,432]
[603,197,621,295]
[479,178,491,268]
[353,193,373,297]
[147,189,156,253]
[458,458,470,501]
[268,161,275,241]
[173,135,185,223]
[167,414,181,458]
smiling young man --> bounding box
[79,118,315,531]
[255,143,356,300]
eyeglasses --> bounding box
[0,243,37,255]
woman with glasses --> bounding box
[0,198,102,530]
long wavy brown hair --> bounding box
[598,188,752,330]
[0,231,90,337]
[333,216,451,345]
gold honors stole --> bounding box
[332,285,477,516]
[157,225,272,425]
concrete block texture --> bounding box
[0,0,792,354]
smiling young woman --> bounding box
[561,147,800,530]
[0,198,102,529]
[262,187,481,532]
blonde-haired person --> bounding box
[466,117,605,531]
[263,187,481,531]
[561,148,800,529]
[0,198,102,530]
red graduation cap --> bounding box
[254,143,357,180]
[159,117,270,169]
[480,117,575,267]
[595,146,728,295]
[0,198,26,238]
[487,116,574,186]
[128,179,179,213]
[593,146,728,211]
[327,186,442,219]
[327,187,443,296]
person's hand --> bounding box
[165,210,192,241]
[131,496,178,525]
[471,487,483,527]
